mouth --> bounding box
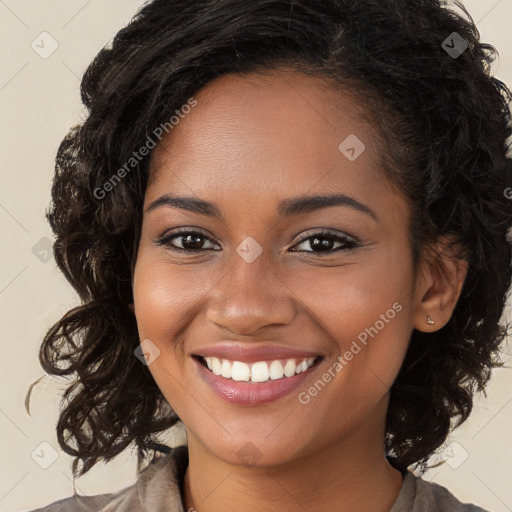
[192,354,323,383]
[191,353,325,406]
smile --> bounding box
[192,354,324,406]
[199,356,319,383]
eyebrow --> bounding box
[145,193,377,221]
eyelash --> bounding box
[155,228,359,255]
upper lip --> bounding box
[192,343,323,363]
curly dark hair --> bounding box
[25,0,512,480]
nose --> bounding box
[205,246,296,336]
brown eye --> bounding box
[290,231,359,254]
[155,229,220,252]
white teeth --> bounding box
[211,357,222,375]
[269,360,284,380]
[202,356,317,382]
[221,359,231,378]
[283,360,296,377]
[250,361,270,383]
[231,361,251,381]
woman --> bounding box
[25,0,511,510]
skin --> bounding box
[131,69,468,512]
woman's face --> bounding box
[133,70,423,466]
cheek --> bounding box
[132,252,202,416]
[289,248,411,339]
[132,250,194,372]
[132,249,208,339]
[286,248,414,393]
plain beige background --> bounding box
[1,1,511,511]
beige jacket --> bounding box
[26,444,490,512]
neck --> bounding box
[182,419,404,512]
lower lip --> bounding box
[192,356,323,406]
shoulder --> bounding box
[393,471,491,512]
[23,485,140,512]
[23,449,182,512]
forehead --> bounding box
[145,69,400,220]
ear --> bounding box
[128,303,135,313]
[412,236,469,332]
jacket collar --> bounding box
[135,444,189,512]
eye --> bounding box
[154,228,359,255]
[155,228,220,252]
[290,230,359,254]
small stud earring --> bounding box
[426,315,435,325]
